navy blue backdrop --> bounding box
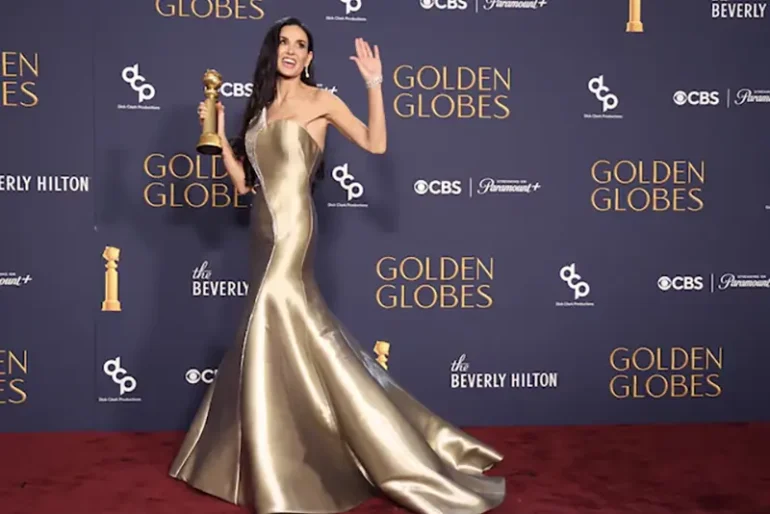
[2,0,770,432]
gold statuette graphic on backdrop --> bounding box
[102,246,121,312]
[627,0,643,32]
[374,340,390,370]
[197,69,223,155]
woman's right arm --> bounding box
[199,101,251,195]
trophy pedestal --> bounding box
[626,21,643,32]
[197,133,223,155]
[102,300,121,312]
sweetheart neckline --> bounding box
[259,118,324,153]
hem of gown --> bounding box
[170,469,506,514]
[169,472,378,514]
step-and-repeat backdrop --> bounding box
[2,0,770,432]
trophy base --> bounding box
[102,300,121,312]
[197,133,223,155]
[626,21,643,33]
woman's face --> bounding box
[276,25,312,79]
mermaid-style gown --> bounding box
[169,108,506,514]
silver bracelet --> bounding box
[366,75,383,88]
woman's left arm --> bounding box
[325,38,386,155]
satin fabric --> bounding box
[169,108,506,514]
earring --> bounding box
[304,66,309,78]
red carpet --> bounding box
[2,423,768,514]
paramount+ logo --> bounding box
[657,275,704,292]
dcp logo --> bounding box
[121,64,155,103]
[332,163,364,201]
[672,90,720,106]
[658,275,704,291]
[420,0,469,9]
[588,75,618,112]
[185,368,217,384]
[560,263,590,300]
[103,357,137,396]
[220,82,253,98]
[341,0,362,14]
[414,179,462,195]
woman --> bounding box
[170,17,506,514]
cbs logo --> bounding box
[420,0,469,9]
[657,275,704,291]
[414,179,462,196]
[673,90,719,106]
[185,368,217,384]
[220,82,253,98]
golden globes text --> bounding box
[376,256,494,309]
[609,346,723,399]
[143,152,248,208]
[392,65,511,120]
[1,51,38,108]
[0,350,28,405]
[591,160,705,212]
[155,0,264,19]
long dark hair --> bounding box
[230,17,324,189]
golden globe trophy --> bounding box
[197,69,224,155]
[626,0,643,32]
[374,340,390,370]
[101,246,121,312]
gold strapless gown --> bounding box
[169,108,506,514]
